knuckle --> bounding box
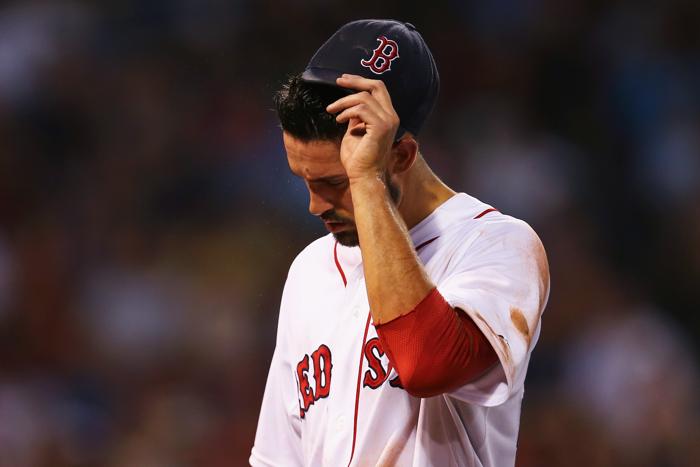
[378,121,391,132]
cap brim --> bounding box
[301,66,407,142]
[301,67,348,87]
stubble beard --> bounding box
[332,173,401,248]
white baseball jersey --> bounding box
[250,193,549,467]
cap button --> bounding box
[404,22,416,30]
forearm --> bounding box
[351,178,499,394]
[350,175,434,324]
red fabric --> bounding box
[374,288,499,398]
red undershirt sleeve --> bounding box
[374,288,499,398]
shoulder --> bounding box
[286,233,337,282]
[473,212,544,250]
[422,193,539,245]
[435,207,548,284]
[277,234,335,331]
[430,193,545,258]
[464,211,550,302]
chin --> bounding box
[333,230,360,247]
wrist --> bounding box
[348,173,389,197]
[348,172,385,187]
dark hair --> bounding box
[274,73,348,141]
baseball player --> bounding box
[250,19,549,467]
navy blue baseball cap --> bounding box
[301,19,440,141]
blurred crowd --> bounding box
[0,0,698,466]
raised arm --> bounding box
[327,74,434,324]
[327,75,498,397]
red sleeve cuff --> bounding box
[375,288,498,397]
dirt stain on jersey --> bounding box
[473,311,511,363]
[531,236,550,312]
[473,311,516,382]
[510,307,530,345]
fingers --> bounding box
[332,74,395,112]
[334,105,373,125]
[326,75,399,135]
[326,92,384,118]
[333,102,399,136]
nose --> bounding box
[308,190,333,217]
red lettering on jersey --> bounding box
[312,344,332,399]
[360,36,400,75]
[297,354,315,417]
[361,337,403,391]
[363,337,392,389]
[389,375,404,389]
[296,344,334,419]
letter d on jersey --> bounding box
[296,344,333,418]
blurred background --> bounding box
[0,0,698,465]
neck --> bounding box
[398,156,456,230]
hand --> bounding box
[326,74,400,182]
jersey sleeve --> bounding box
[436,217,550,406]
[249,273,304,466]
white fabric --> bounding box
[250,193,549,467]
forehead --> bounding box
[283,133,345,180]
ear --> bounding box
[389,135,419,175]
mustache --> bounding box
[320,210,353,223]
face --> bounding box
[283,133,400,247]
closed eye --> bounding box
[325,179,348,187]
[308,177,348,188]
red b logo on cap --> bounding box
[361,36,400,75]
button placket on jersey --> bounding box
[327,267,368,456]
[345,262,369,319]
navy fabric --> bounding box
[301,19,440,140]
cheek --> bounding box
[307,184,353,213]
[314,185,354,217]
[340,187,355,217]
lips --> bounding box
[323,221,348,233]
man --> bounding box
[250,19,549,467]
